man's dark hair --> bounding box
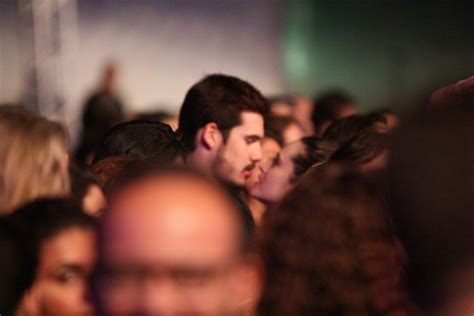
[0,219,36,316]
[311,90,354,133]
[93,120,183,164]
[178,74,268,153]
[291,137,338,180]
[5,199,96,265]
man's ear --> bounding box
[200,122,223,150]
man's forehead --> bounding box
[235,111,264,135]
[106,174,239,223]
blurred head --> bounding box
[0,110,70,214]
[330,131,390,174]
[265,115,304,146]
[258,165,417,315]
[312,90,356,135]
[93,120,183,164]
[0,219,36,316]
[91,156,141,197]
[178,74,268,188]
[250,137,337,204]
[6,199,96,316]
[102,63,118,93]
[70,165,106,216]
[94,168,262,315]
[390,103,474,314]
[291,95,314,136]
[268,95,293,117]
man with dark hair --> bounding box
[311,90,357,136]
[178,74,268,189]
[94,168,262,315]
[93,120,183,164]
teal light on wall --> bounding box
[282,0,474,114]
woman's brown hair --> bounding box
[258,164,418,315]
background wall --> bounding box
[283,0,474,113]
[1,0,473,142]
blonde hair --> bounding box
[0,110,70,214]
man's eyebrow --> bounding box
[57,263,88,274]
[245,135,262,142]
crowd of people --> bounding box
[0,72,473,316]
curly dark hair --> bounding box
[258,165,418,315]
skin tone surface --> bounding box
[251,140,304,205]
[282,122,304,145]
[245,138,281,224]
[97,174,261,315]
[82,184,106,216]
[213,112,264,188]
[20,228,96,316]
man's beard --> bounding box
[213,146,255,192]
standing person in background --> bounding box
[75,62,125,165]
[0,109,70,214]
[311,90,357,136]
[178,74,268,232]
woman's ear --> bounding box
[201,122,223,150]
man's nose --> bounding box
[250,144,262,162]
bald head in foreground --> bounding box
[94,168,261,315]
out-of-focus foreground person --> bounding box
[390,101,474,316]
[93,168,262,315]
[0,110,70,214]
[259,165,418,315]
[312,90,357,136]
[5,199,97,316]
[0,219,36,316]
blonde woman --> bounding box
[0,110,70,214]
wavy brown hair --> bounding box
[258,165,418,315]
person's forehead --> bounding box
[102,176,241,262]
[40,228,96,268]
[232,111,264,134]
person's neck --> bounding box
[186,147,213,176]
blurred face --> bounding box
[245,138,281,191]
[28,228,96,316]
[213,112,264,188]
[96,176,261,315]
[82,184,106,216]
[251,141,304,204]
[282,122,304,145]
[292,95,314,136]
